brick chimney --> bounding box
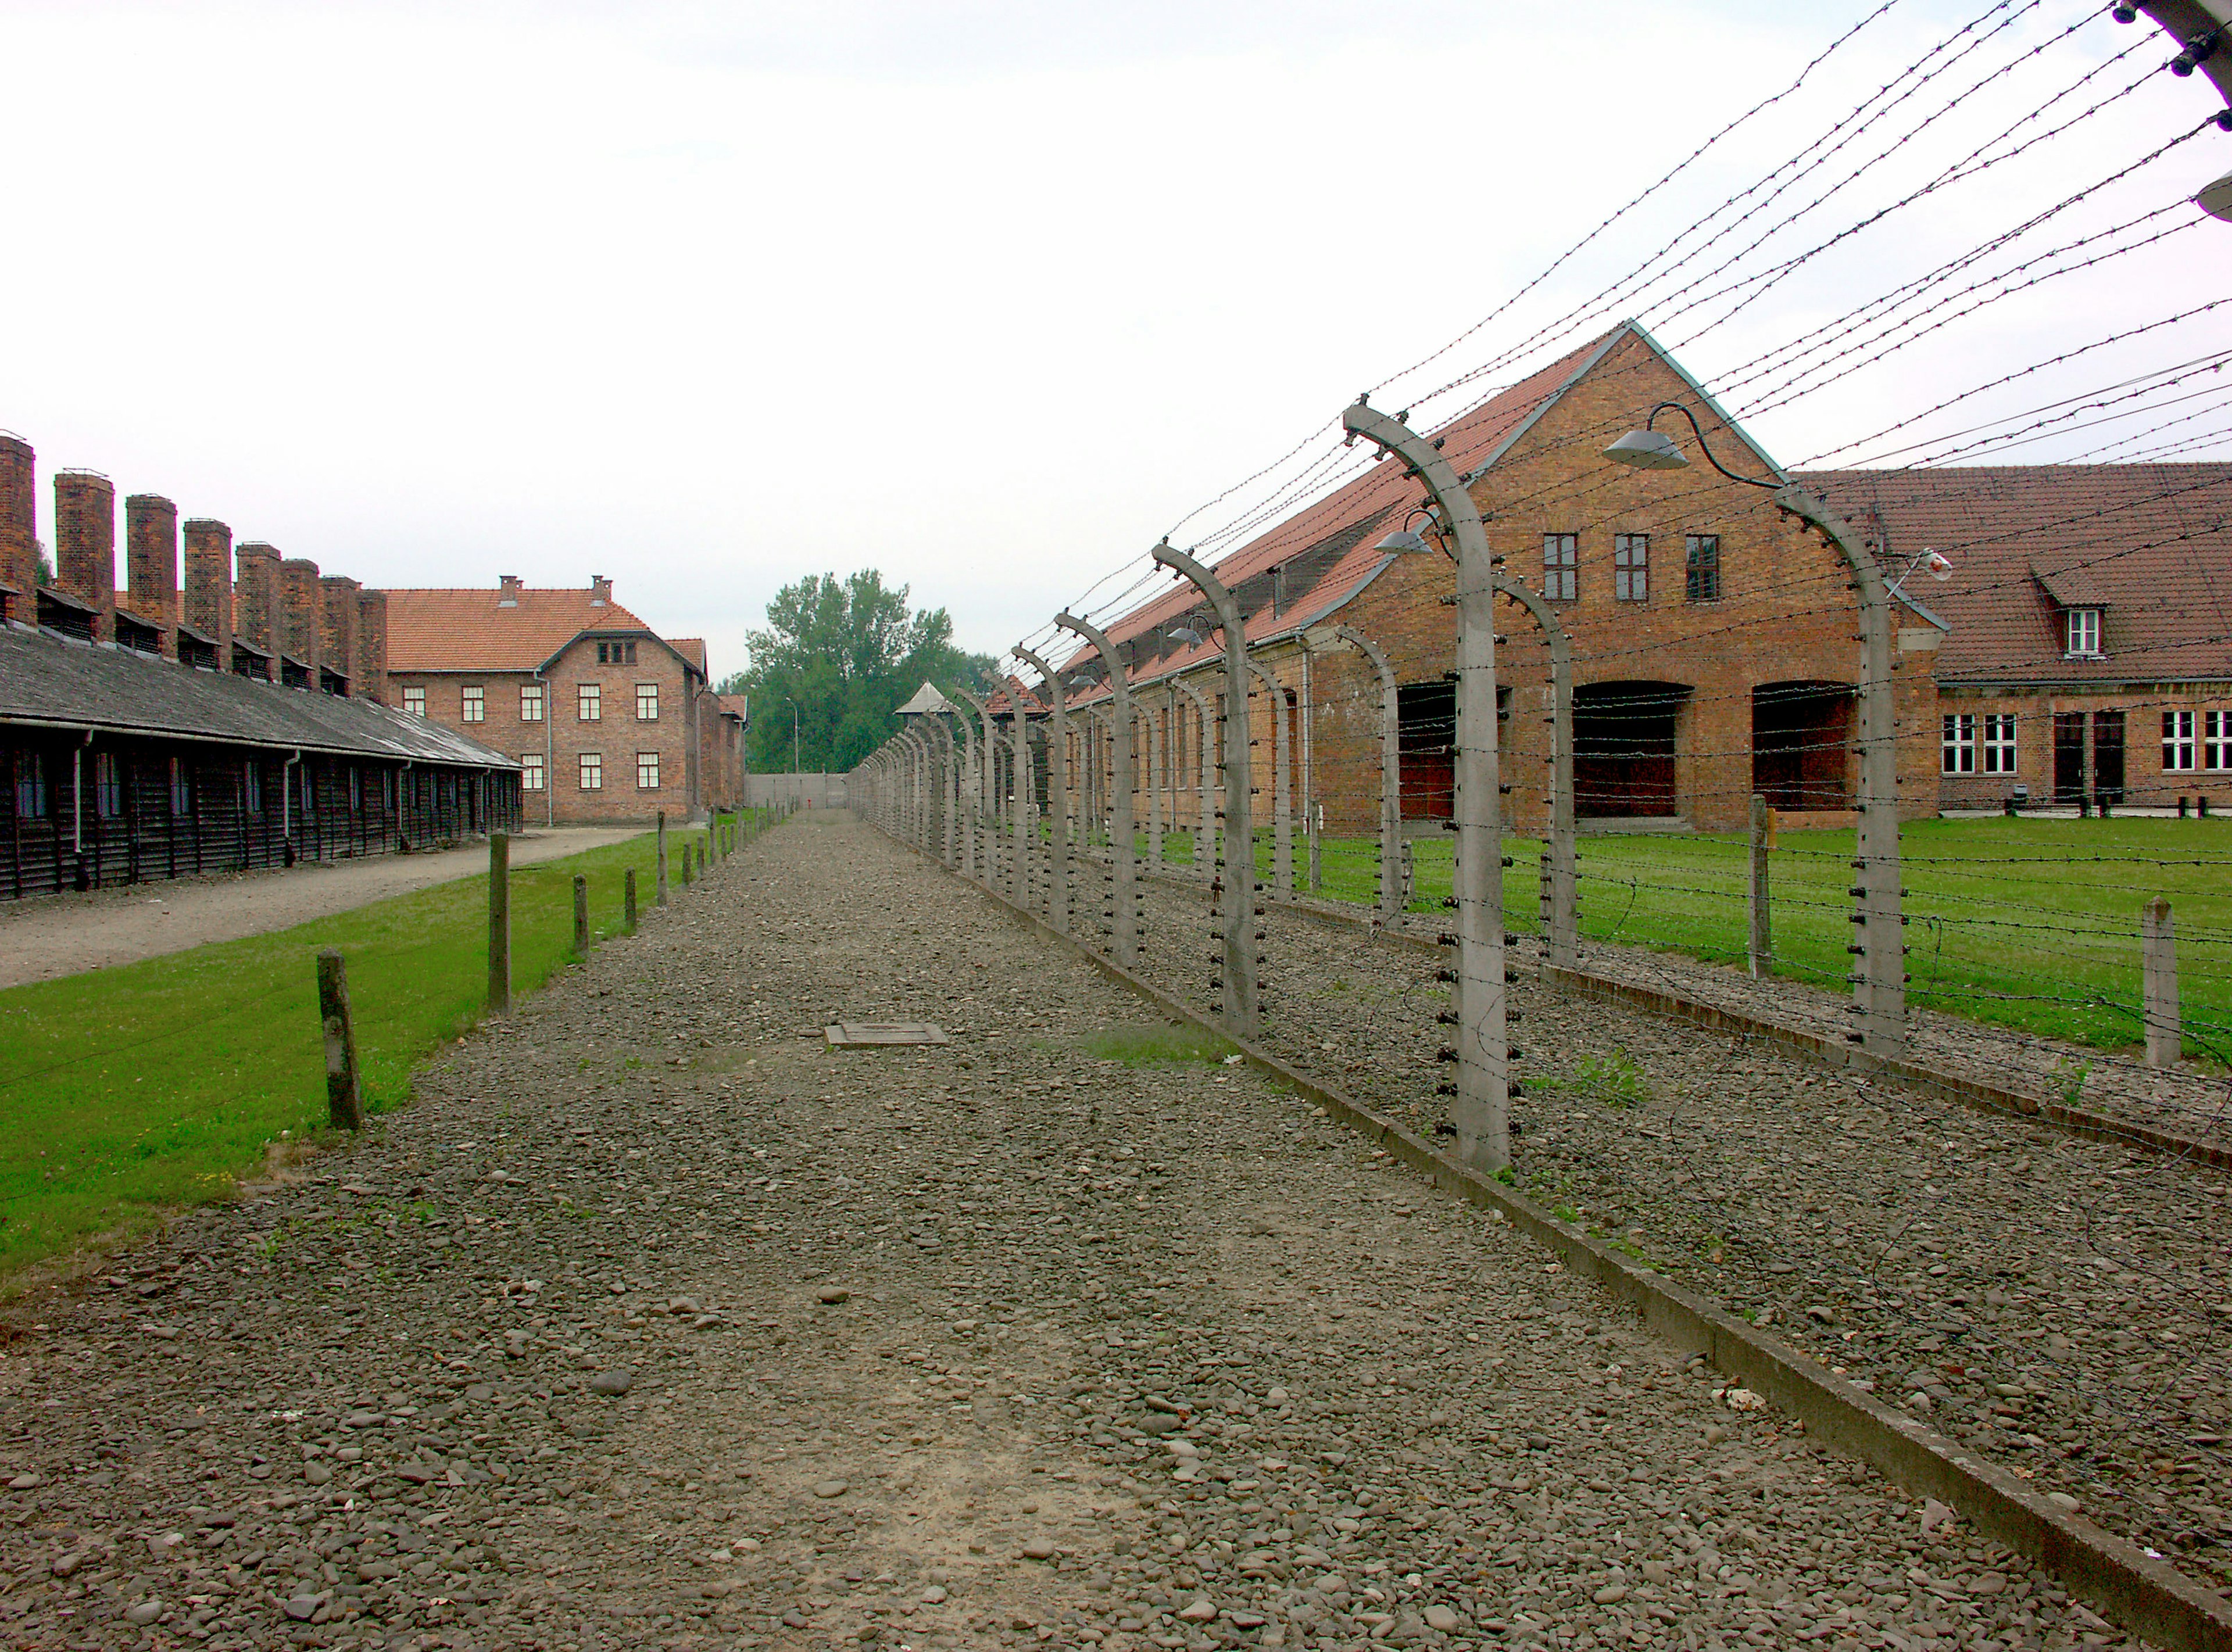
[355,587,389,703]
[183,518,233,668]
[320,574,359,694]
[281,557,321,674]
[54,471,116,643]
[125,494,180,657]
[234,542,281,655]
[589,574,612,607]
[0,432,35,625]
[498,574,523,606]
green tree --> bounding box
[725,571,995,774]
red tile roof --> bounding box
[1797,465,2232,684]
[1081,328,1628,671]
[671,637,709,673]
[382,586,654,673]
[717,693,750,722]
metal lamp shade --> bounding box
[1603,429,1690,470]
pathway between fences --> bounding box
[0,814,2130,1652]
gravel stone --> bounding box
[0,819,2165,1651]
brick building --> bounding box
[382,577,741,826]
[1053,323,2230,832]
[0,428,518,900]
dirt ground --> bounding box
[0,815,2126,1651]
[0,829,643,991]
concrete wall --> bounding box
[745,772,848,808]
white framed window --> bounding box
[636,682,659,721]
[402,685,426,718]
[1614,533,1648,601]
[521,683,544,722]
[2164,710,2197,772]
[1980,713,2017,774]
[1543,533,1578,601]
[636,750,660,790]
[520,753,545,791]
[1941,713,1976,775]
[460,685,485,723]
[578,682,602,722]
[578,752,603,790]
[2207,709,2232,771]
[2065,607,2102,658]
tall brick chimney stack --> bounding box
[54,471,117,643]
[355,587,389,703]
[0,433,35,625]
[590,574,612,607]
[125,494,180,658]
[320,575,359,694]
[183,519,234,668]
[234,542,281,655]
[281,557,321,675]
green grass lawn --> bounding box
[1129,818,2232,1056]
[0,810,771,1284]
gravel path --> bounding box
[0,815,2123,1651]
[1083,851,2232,1604]
[0,829,645,991]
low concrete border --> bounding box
[896,829,2232,1652]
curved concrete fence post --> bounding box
[1312,624,1405,924]
[1244,657,1293,898]
[1063,608,1140,968]
[1014,646,1070,934]
[1169,678,1215,884]
[1488,572,1577,972]
[1144,698,1165,874]
[1343,400,1508,1171]
[1152,540,1257,1038]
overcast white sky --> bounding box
[2,0,2226,675]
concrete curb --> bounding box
[895,832,2232,1652]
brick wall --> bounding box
[1239,334,1947,837]
[355,588,388,703]
[124,494,179,656]
[281,558,321,673]
[54,471,116,643]
[390,633,707,825]
[234,542,281,655]
[183,518,233,664]
[1936,685,2232,811]
[320,575,359,691]
[0,433,34,622]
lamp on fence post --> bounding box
[1152,539,1259,1039]
[1014,646,1071,935]
[1343,400,1508,1171]
[1059,610,1139,967]
[1305,622,1404,925]
[1605,402,1905,1058]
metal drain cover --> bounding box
[824,1022,951,1048]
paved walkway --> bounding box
[0,815,2101,1651]
[0,829,643,990]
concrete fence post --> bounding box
[1171,678,1215,883]
[1246,659,1293,898]
[1344,402,1508,1171]
[1146,700,1165,875]
[487,832,511,1013]
[1153,540,1257,1037]
[1015,646,1071,934]
[2143,894,2180,1067]
[316,948,364,1131]
[624,866,638,930]
[574,873,590,954]
[1057,610,1139,967]
[656,810,670,907]
[1748,794,1773,978]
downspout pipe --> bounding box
[282,748,303,866]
